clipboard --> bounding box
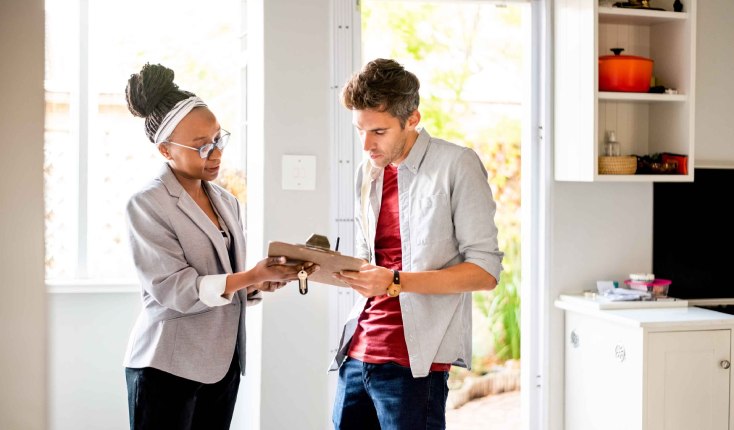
[267,241,366,287]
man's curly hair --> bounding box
[341,58,420,128]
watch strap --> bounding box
[386,270,401,297]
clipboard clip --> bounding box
[304,234,332,252]
[297,234,333,294]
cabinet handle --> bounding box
[570,330,579,348]
[721,360,731,370]
[615,344,626,362]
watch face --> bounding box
[387,283,400,297]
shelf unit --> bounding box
[554,0,696,182]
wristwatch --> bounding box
[386,270,401,297]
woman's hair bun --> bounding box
[125,63,179,118]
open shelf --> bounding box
[554,0,695,182]
[595,173,692,182]
[598,7,688,25]
[598,92,687,102]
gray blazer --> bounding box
[124,164,256,383]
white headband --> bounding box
[153,96,208,144]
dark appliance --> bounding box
[653,168,734,299]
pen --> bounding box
[335,237,340,252]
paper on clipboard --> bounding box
[267,241,367,287]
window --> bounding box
[44,0,245,282]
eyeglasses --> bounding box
[164,130,231,159]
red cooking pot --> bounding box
[599,48,653,92]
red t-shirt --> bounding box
[347,164,451,372]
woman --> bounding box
[123,63,317,429]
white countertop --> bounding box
[557,293,689,310]
[555,294,734,329]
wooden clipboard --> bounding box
[267,241,367,287]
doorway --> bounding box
[358,1,531,428]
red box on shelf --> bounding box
[662,153,688,175]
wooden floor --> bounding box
[446,390,521,430]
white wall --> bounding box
[548,2,734,429]
[247,0,333,429]
[48,293,139,430]
[0,1,47,429]
[694,0,734,163]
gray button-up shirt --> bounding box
[330,128,504,377]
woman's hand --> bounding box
[227,258,319,296]
[333,263,393,298]
[256,281,287,292]
[253,256,319,292]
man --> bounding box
[330,58,504,430]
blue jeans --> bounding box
[333,357,449,430]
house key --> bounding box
[297,268,309,295]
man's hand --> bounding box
[333,263,394,298]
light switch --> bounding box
[282,155,316,190]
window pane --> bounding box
[45,0,244,281]
[44,0,80,279]
[85,0,242,279]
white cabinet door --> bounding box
[647,330,731,430]
[565,312,643,430]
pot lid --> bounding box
[599,48,652,62]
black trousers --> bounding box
[125,351,240,430]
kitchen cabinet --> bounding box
[554,0,696,182]
[556,296,734,430]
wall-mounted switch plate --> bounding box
[282,155,316,190]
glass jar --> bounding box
[604,130,621,156]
